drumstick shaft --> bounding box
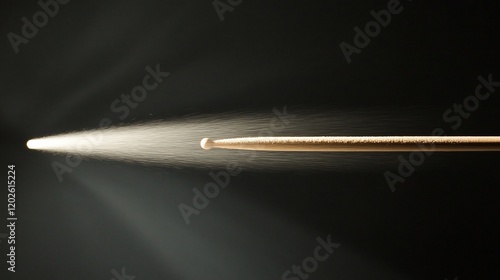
[200,136,500,152]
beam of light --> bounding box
[25,110,467,171]
[201,136,500,152]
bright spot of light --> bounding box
[26,139,45,149]
[26,137,81,151]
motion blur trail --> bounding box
[27,109,424,171]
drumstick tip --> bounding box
[200,138,214,150]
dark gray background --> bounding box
[1,0,499,279]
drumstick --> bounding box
[200,136,500,152]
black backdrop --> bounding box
[1,0,499,279]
